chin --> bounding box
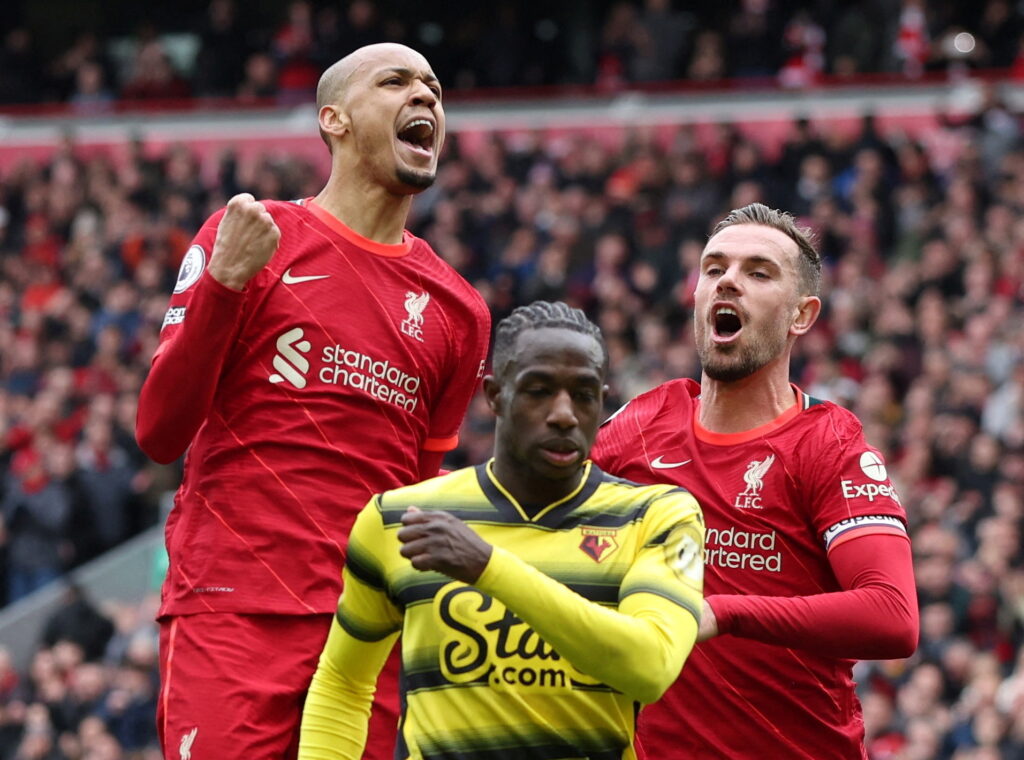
[396,167,436,191]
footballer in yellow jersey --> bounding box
[300,301,705,760]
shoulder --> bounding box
[603,378,696,430]
[259,198,312,228]
[403,237,491,327]
[591,467,699,518]
[793,391,869,447]
[377,466,480,520]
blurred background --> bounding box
[2,1,1024,758]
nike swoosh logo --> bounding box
[651,455,692,469]
[282,268,330,285]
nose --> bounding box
[715,264,741,294]
[409,79,437,108]
[547,390,578,430]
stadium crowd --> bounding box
[2,68,1024,760]
[1,0,1024,110]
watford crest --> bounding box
[580,527,619,563]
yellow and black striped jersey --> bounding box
[300,460,704,760]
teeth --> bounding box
[716,307,737,316]
[403,119,433,133]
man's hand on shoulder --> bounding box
[398,507,493,584]
[208,193,282,291]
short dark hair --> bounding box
[712,202,821,296]
[491,301,607,378]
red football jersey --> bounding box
[147,199,490,618]
[592,378,908,760]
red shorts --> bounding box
[158,613,400,760]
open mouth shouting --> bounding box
[397,117,436,158]
[711,302,743,344]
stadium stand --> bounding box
[2,1,1024,758]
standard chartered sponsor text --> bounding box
[319,344,421,411]
[705,527,782,572]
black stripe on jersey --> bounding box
[403,666,490,692]
[620,586,701,622]
[418,742,626,760]
[335,609,399,642]
[474,463,605,529]
[393,579,620,607]
[346,546,387,590]
[392,578,450,609]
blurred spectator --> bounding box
[271,0,319,104]
[193,0,251,98]
[1,447,74,602]
[728,0,782,78]
[0,27,40,105]
[237,51,278,102]
[40,584,113,662]
[119,40,190,102]
[68,61,116,117]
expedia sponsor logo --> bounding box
[840,479,901,505]
[267,327,422,411]
[705,527,782,572]
[436,584,598,692]
[161,306,186,330]
[859,450,888,481]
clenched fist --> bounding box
[397,506,493,584]
[208,193,282,291]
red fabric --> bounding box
[593,379,916,760]
[711,531,918,659]
[157,614,401,760]
[137,198,490,619]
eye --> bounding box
[703,266,723,276]
[751,271,770,280]
[428,84,442,97]
[382,77,402,86]
[573,390,598,403]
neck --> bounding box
[698,358,798,433]
[315,172,413,245]
[490,458,585,516]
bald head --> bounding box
[316,43,432,111]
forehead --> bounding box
[510,327,604,375]
[702,224,799,267]
[351,48,435,83]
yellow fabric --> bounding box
[299,462,704,760]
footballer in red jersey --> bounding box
[592,204,918,760]
[137,44,490,760]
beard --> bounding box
[396,166,436,190]
[696,324,788,382]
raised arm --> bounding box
[397,496,705,704]
[136,195,280,463]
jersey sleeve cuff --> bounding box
[422,434,459,453]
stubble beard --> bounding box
[696,324,788,383]
[396,166,436,190]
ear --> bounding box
[482,376,502,415]
[790,295,821,337]
[318,104,349,142]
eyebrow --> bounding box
[518,368,602,384]
[379,67,441,86]
[701,251,780,267]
